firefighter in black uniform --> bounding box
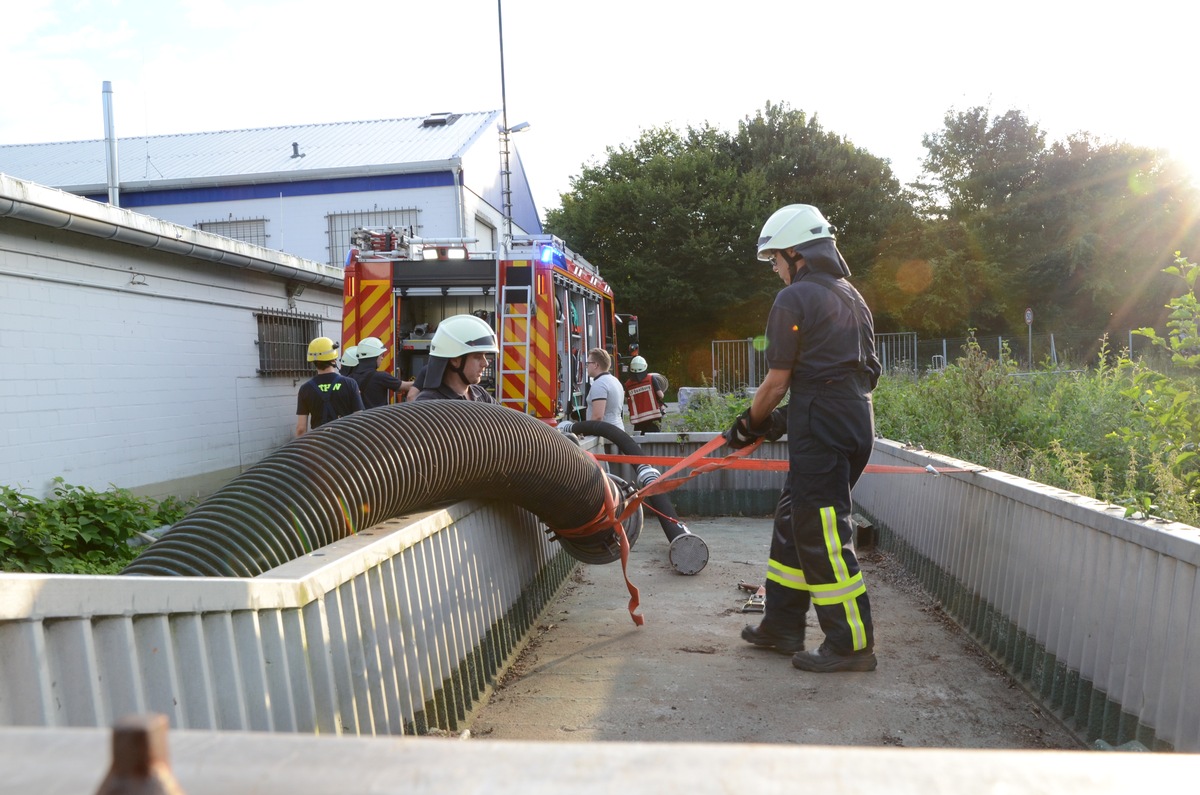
[725,204,882,673]
[352,336,416,408]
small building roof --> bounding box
[0,111,502,193]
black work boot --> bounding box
[791,641,877,672]
[741,623,805,654]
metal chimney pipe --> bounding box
[102,81,120,207]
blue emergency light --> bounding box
[540,245,566,266]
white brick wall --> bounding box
[0,221,342,499]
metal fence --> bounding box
[876,332,918,373]
[710,339,767,393]
[918,330,1154,372]
[712,332,918,390]
[714,330,1157,388]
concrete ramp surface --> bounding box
[469,517,1081,748]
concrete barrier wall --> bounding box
[607,431,1200,751]
[4,429,1198,751]
[0,500,574,736]
[853,439,1200,752]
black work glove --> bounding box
[723,408,767,450]
[764,405,788,442]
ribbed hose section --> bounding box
[122,401,636,576]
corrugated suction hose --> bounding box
[122,401,641,576]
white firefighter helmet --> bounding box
[357,337,387,359]
[306,337,339,362]
[629,355,648,373]
[423,314,499,389]
[756,204,835,261]
[429,314,498,358]
[340,346,359,368]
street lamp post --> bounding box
[496,1,528,250]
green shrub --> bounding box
[665,389,751,433]
[1,479,192,575]
[874,329,1199,526]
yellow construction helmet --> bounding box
[307,337,340,362]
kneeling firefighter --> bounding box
[725,203,882,673]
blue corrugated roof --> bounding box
[0,111,501,191]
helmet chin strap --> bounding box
[447,356,467,384]
[782,249,804,282]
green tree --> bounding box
[898,107,1047,335]
[546,123,764,372]
[902,106,1200,338]
[1024,136,1199,332]
[546,103,915,383]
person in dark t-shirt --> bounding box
[295,337,364,436]
[351,336,415,408]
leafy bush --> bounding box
[1,478,192,575]
[875,330,1199,525]
[666,389,750,433]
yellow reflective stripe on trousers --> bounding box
[815,505,869,651]
[766,558,808,591]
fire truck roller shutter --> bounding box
[122,402,642,575]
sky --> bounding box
[4,0,1200,224]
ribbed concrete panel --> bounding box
[91,617,145,723]
[854,439,1200,751]
[0,622,55,725]
[44,619,103,727]
[0,500,573,737]
[131,615,185,727]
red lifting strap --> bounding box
[592,452,973,475]
[550,436,762,626]
[552,437,972,626]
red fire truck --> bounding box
[342,228,638,422]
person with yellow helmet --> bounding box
[726,204,882,673]
[295,337,364,436]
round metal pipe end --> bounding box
[668,532,709,575]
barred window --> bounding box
[327,208,420,266]
[255,309,323,376]
[196,218,269,247]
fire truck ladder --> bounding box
[499,284,533,413]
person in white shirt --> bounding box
[585,347,625,429]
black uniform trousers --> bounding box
[763,380,875,654]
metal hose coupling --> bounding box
[636,464,660,489]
